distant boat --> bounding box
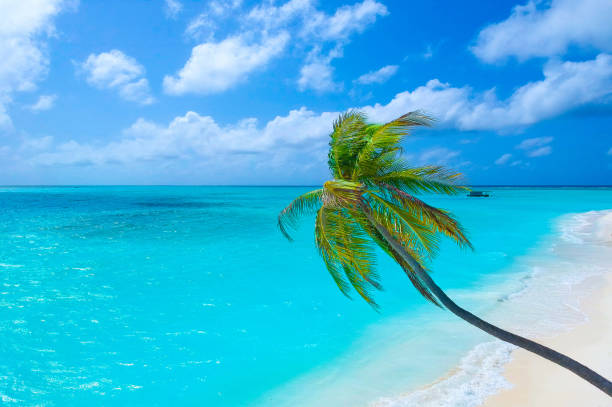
[467,191,490,197]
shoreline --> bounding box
[371,209,612,407]
[479,209,612,406]
[253,208,612,407]
[481,272,612,406]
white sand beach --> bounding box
[482,273,612,407]
[483,212,612,407]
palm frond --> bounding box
[373,164,467,195]
[376,182,473,249]
[353,211,441,306]
[315,208,352,297]
[367,193,440,258]
[328,111,369,179]
[352,112,433,180]
[279,110,474,309]
[322,180,363,207]
[278,189,323,241]
[315,206,381,307]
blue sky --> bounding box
[1,0,611,185]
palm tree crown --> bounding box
[278,110,472,307]
[277,110,612,395]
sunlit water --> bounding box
[0,186,610,406]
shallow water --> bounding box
[0,186,611,406]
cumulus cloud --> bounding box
[472,0,612,63]
[0,0,73,130]
[28,94,57,111]
[298,61,341,93]
[164,0,182,19]
[526,146,552,157]
[296,0,387,92]
[0,103,10,130]
[25,54,612,175]
[298,46,344,93]
[32,107,334,166]
[413,147,460,166]
[301,0,388,41]
[185,13,215,41]
[245,0,386,42]
[175,0,388,95]
[355,65,398,85]
[163,33,289,95]
[515,137,553,158]
[185,0,243,41]
[21,135,53,151]
[27,107,463,183]
[362,54,612,130]
[516,136,553,150]
[495,153,512,165]
[246,0,312,29]
[80,50,154,105]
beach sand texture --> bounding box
[483,212,612,407]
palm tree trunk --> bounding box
[363,208,612,396]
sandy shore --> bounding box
[482,273,612,407]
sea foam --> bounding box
[368,209,612,407]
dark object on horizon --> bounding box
[467,191,490,197]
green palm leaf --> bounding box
[278,188,323,241]
[279,109,471,306]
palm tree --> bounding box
[278,110,612,396]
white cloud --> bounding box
[246,0,387,42]
[119,78,155,105]
[356,65,398,85]
[163,33,289,95]
[362,54,612,130]
[495,153,512,165]
[82,50,142,88]
[0,0,73,130]
[21,135,53,150]
[0,102,10,130]
[298,46,344,93]
[413,147,460,166]
[527,146,552,157]
[246,0,312,29]
[472,0,612,63]
[26,54,612,175]
[209,0,243,16]
[302,0,388,41]
[516,136,553,150]
[30,107,338,171]
[164,0,182,19]
[516,136,553,157]
[27,106,463,182]
[297,0,387,92]
[298,62,341,93]
[80,50,154,105]
[185,0,243,41]
[180,0,388,94]
[185,13,215,41]
[28,94,57,111]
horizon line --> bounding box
[1,184,612,188]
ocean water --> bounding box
[0,186,610,406]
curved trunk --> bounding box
[364,208,612,396]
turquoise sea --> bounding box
[0,186,611,406]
